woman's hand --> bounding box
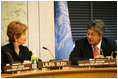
[22,60,31,64]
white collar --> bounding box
[92,40,102,53]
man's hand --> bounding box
[95,55,104,59]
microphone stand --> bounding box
[42,47,62,62]
[42,47,63,70]
[42,47,54,59]
[47,49,55,59]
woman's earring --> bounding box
[15,39,17,42]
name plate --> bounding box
[78,59,117,67]
[4,64,32,73]
[38,60,71,68]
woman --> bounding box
[1,21,32,72]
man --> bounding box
[69,19,117,65]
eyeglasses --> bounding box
[87,32,96,37]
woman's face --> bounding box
[16,31,28,45]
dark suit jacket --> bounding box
[69,37,117,65]
[1,43,32,72]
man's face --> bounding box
[87,28,103,46]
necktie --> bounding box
[93,45,99,58]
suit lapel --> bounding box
[101,38,108,56]
[85,40,93,58]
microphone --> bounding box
[42,47,54,59]
[6,52,21,65]
[42,47,48,50]
[6,52,14,62]
[100,49,103,55]
[111,51,117,58]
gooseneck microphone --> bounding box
[6,52,21,65]
[42,47,54,59]
[6,52,14,62]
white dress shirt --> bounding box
[91,40,102,54]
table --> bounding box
[1,67,117,78]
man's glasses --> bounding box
[87,32,96,37]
